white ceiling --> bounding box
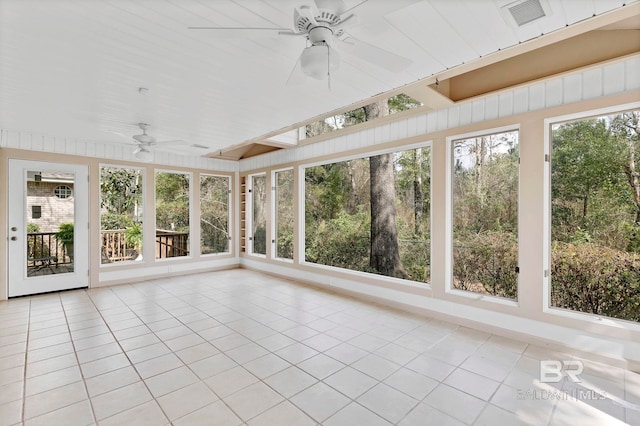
[0,0,635,158]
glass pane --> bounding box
[156,171,190,259]
[304,147,431,283]
[252,174,267,255]
[275,169,294,259]
[551,110,640,322]
[100,166,144,264]
[200,175,230,254]
[452,131,519,300]
[26,170,75,276]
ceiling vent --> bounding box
[501,0,550,27]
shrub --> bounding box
[453,231,518,299]
[551,242,640,322]
[305,210,370,271]
[101,213,134,230]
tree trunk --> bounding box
[475,136,488,204]
[413,148,424,235]
[623,141,640,224]
[366,100,407,278]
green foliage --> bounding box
[253,225,267,255]
[27,223,49,259]
[100,167,143,216]
[453,232,518,299]
[200,176,230,254]
[275,170,294,259]
[101,213,134,230]
[155,172,190,233]
[388,93,421,113]
[304,93,420,137]
[124,222,143,249]
[550,111,640,322]
[551,119,628,243]
[305,209,370,271]
[306,162,358,221]
[551,242,640,322]
[55,223,74,243]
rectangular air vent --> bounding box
[502,0,550,27]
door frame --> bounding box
[8,159,89,297]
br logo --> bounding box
[539,360,584,383]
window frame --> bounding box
[543,101,640,325]
[199,173,232,257]
[299,141,433,288]
[247,172,267,258]
[99,163,146,267]
[271,167,294,263]
[445,124,521,307]
[54,184,73,199]
[154,169,194,261]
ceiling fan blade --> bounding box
[188,27,291,38]
[152,139,186,145]
[333,13,358,32]
[107,130,129,140]
[342,0,421,19]
[339,36,411,73]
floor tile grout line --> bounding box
[105,282,254,424]
[59,291,99,426]
[80,287,175,424]
[19,296,32,424]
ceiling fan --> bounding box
[189,0,417,86]
[111,123,189,162]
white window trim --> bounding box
[543,101,640,329]
[271,167,294,262]
[446,124,521,306]
[298,140,434,288]
[199,173,232,257]
[154,169,194,262]
[247,172,267,258]
[98,163,146,268]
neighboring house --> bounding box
[26,171,74,232]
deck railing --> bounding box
[101,229,190,263]
[28,230,190,266]
[26,232,69,266]
[101,229,137,263]
[155,230,189,258]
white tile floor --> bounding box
[0,269,638,425]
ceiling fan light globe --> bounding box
[134,147,153,162]
[300,43,340,80]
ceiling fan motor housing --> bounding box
[308,26,334,44]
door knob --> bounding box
[10,236,17,241]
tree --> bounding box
[155,172,190,232]
[366,101,407,278]
[100,168,142,216]
[611,111,640,223]
[551,119,627,243]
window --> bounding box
[550,109,640,322]
[273,169,294,260]
[155,171,191,259]
[200,174,230,255]
[54,185,72,199]
[304,146,431,282]
[32,205,41,219]
[100,166,144,264]
[451,130,519,300]
[250,174,267,255]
